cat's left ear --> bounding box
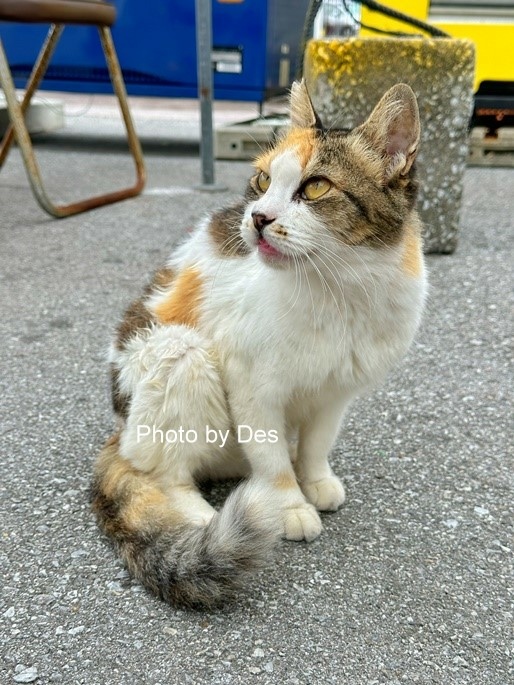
[290,79,323,129]
[359,83,420,179]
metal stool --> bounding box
[0,0,146,217]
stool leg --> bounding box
[0,36,60,216]
[0,27,146,218]
[98,26,145,193]
[0,25,63,168]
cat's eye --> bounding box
[257,171,271,192]
[301,177,331,201]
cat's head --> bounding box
[240,80,420,268]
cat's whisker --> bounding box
[340,242,380,306]
[316,245,366,296]
[318,247,373,330]
[291,253,304,313]
[244,130,272,158]
[299,256,325,359]
[298,239,348,335]
[300,249,328,321]
[208,228,248,299]
[274,252,303,322]
[304,249,349,354]
[302,250,347,355]
[315,241,377,316]
[302,252,317,323]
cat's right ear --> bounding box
[290,80,323,129]
[358,83,420,180]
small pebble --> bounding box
[68,625,85,635]
[106,581,123,593]
[474,506,489,517]
[13,666,38,683]
[71,549,87,558]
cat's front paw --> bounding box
[302,476,346,512]
[282,503,322,542]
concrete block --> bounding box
[305,37,476,253]
[468,127,514,168]
[215,115,288,160]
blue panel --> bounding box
[0,0,309,101]
[212,0,268,93]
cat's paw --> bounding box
[282,503,322,542]
[302,476,346,512]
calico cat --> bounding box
[91,81,427,609]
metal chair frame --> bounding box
[0,20,146,217]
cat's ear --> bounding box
[290,79,323,129]
[359,84,420,179]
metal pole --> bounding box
[194,0,226,191]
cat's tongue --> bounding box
[257,237,282,259]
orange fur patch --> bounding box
[401,222,423,278]
[153,267,203,326]
[98,449,134,500]
[273,471,298,490]
[124,488,183,529]
[94,435,185,530]
[255,128,316,173]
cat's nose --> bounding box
[252,212,275,234]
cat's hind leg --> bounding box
[114,324,231,519]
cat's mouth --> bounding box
[256,237,288,264]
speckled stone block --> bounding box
[305,37,475,253]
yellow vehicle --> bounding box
[359,0,514,130]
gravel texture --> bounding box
[0,137,512,685]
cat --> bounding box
[91,80,427,609]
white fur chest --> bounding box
[193,244,426,397]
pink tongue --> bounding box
[258,238,281,257]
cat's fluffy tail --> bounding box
[91,434,281,609]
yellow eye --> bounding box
[257,171,271,192]
[302,177,331,200]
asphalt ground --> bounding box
[0,104,512,684]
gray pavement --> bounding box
[0,107,513,685]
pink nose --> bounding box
[252,212,275,233]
